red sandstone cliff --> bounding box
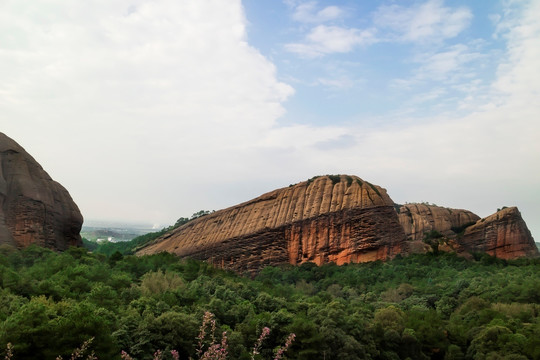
[459,207,538,259]
[0,133,83,250]
[138,175,538,271]
[397,203,480,253]
[397,203,480,241]
[397,203,537,259]
[137,175,407,272]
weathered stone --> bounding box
[459,207,538,259]
[137,175,407,272]
[397,203,480,253]
[138,175,538,271]
[397,203,480,240]
[0,132,83,250]
[396,203,538,259]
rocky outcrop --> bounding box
[397,203,480,253]
[396,203,537,259]
[397,203,480,240]
[137,175,407,272]
[0,133,83,250]
[459,207,538,259]
[138,174,538,271]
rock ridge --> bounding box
[138,175,407,271]
[137,175,538,271]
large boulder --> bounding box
[459,207,538,259]
[137,175,407,272]
[0,132,83,250]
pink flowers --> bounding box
[4,310,296,360]
[251,325,295,360]
[196,312,228,360]
[4,343,13,360]
[252,327,271,359]
[273,333,296,360]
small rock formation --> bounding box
[397,203,480,253]
[396,203,537,259]
[137,175,407,272]
[0,133,83,250]
[459,207,538,259]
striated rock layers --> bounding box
[459,207,538,259]
[138,174,538,272]
[397,203,537,258]
[397,203,480,241]
[137,175,407,272]
[0,132,83,250]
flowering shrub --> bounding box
[2,312,294,360]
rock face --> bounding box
[397,203,480,253]
[398,203,480,240]
[396,203,537,259]
[138,175,407,272]
[459,207,538,259]
[0,133,83,250]
[138,174,538,271]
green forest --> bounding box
[1,243,540,360]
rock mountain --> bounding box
[0,133,83,250]
[138,175,538,272]
[1,132,535,268]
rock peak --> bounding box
[0,132,83,250]
[460,206,537,259]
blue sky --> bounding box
[1,0,539,238]
[244,0,509,125]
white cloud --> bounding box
[292,2,344,23]
[316,77,355,90]
[414,44,482,81]
[0,0,295,223]
[286,25,376,57]
[1,0,539,240]
[374,0,472,43]
[306,0,540,237]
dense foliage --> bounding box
[1,245,540,359]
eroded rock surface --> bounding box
[138,175,538,271]
[397,203,480,253]
[0,133,83,250]
[138,175,407,272]
[459,207,538,259]
[397,203,480,240]
[396,203,537,259]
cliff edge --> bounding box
[0,133,83,250]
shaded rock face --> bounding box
[138,175,407,272]
[0,133,83,250]
[398,203,480,240]
[397,203,480,253]
[459,207,538,259]
[396,203,538,259]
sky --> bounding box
[1,0,539,238]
